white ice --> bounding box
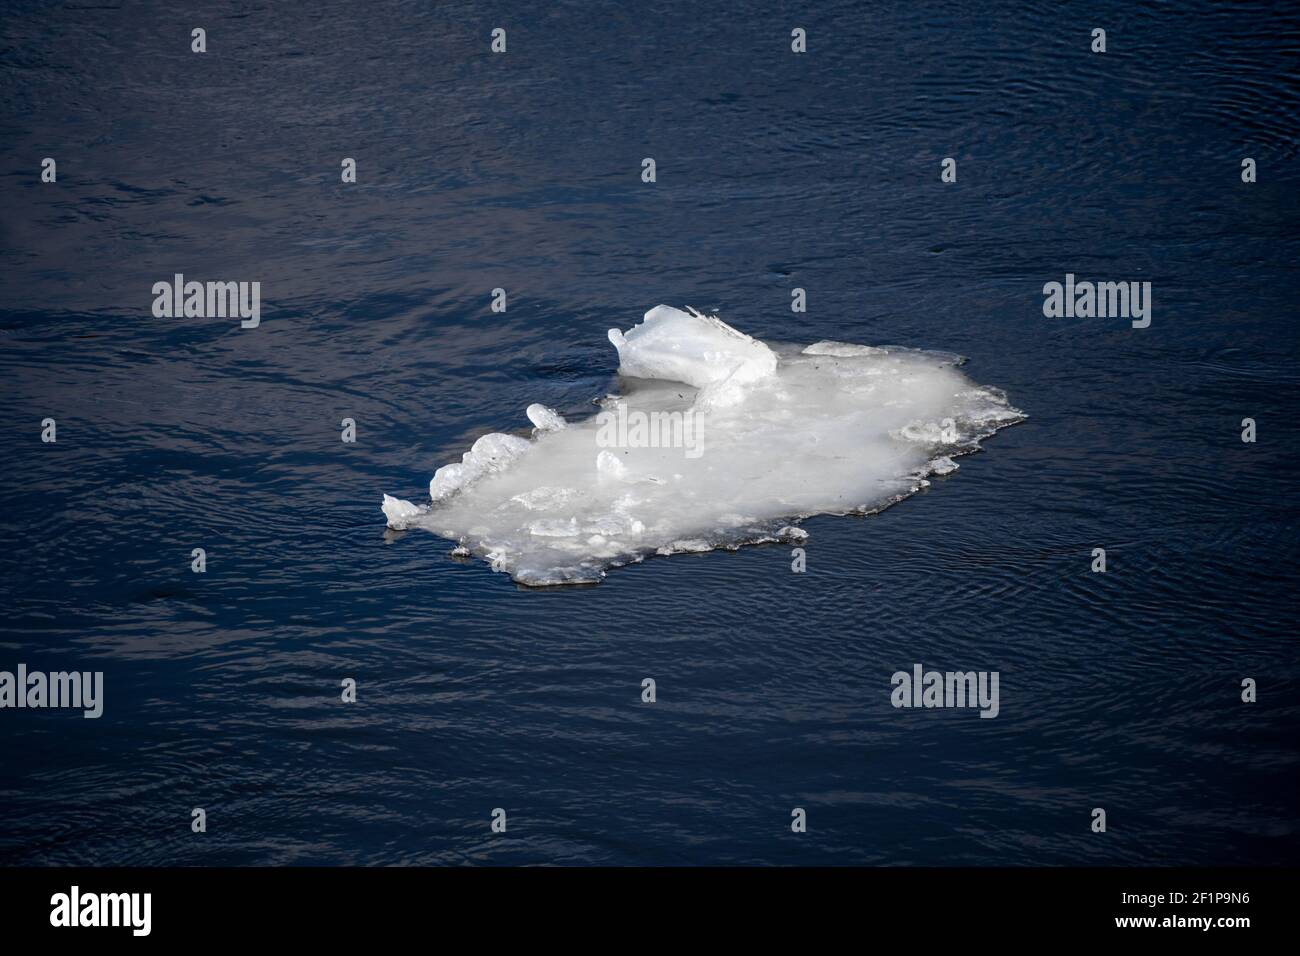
[382,306,1025,585]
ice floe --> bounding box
[382,306,1024,585]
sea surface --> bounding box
[1,0,1297,865]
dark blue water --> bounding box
[1,1,1297,865]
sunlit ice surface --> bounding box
[383,306,1025,585]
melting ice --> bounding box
[382,306,1025,585]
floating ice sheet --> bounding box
[383,306,1025,585]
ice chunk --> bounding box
[510,486,579,510]
[595,449,627,480]
[429,432,531,502]
[381,494,425,529]
[526,403,566,432]
[528,517,580,537]
[608,305,777,394]
[803,341,888,357]
[382,307,1025,585]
